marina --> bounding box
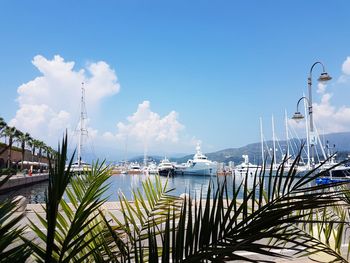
[1,2,350,261]
[0,171,317,204]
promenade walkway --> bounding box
[14,202,315,262]
[0,172,48,192]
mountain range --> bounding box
[73,132,350,165]
[129,132,350,165]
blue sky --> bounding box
[1,1,350,157]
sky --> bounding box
[1,0,350,159]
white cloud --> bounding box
[289,91,350,135]
[10,55,120,145]
[114,101,185,151]
[342,56,350,75]
[289,56,350,135]
[316,82,327,94]
[313,92,350,133]
[338,56,350,83]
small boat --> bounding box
[175,143,217,176]
[158,158,175,177]
[315,154,350,184]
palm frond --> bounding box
[30,133,114,262]
[0,175,31,262]
[131,150,350,262]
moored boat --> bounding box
[158,158,175,177]
[127,163,142,174]
[233,155,261,176]
[175,143,217,176]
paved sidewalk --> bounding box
[17,202,318,263]
[0,173,48,192]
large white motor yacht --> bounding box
[175,143,217,176]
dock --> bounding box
[0,173,48,193]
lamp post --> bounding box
[292,62,332,168]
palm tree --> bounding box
[2,126,20,168]
[27,139,350,262]
[0,175,31,262]
[0,117,6,133]
[104,157,350,262]
[17,132,32,170]
[29,135,114,262]
[29,139,40,162]
[0,118,8,155]
[37,140,45,172]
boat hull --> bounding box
[175,166,217,176]
[158,168,175,177]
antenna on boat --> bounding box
[77,82,88,166]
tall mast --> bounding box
[144,144,148,167]
[77,82,88,166]
[272,115,277,167]
[284,110,290,159]
[260,117,264,168]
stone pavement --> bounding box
[15,202,320,262]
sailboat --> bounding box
[69,83,92,173]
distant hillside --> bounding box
[173,132,350,165]
[65,132,350,165]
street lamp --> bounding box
[292,96,310,122]
[292,61,332,168]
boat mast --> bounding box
[284,110,290,160]
[260,117,264,168]
[77,82,88,166]
[272,115,277,167]
[144,144,148,167]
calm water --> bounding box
[0,173,314,204]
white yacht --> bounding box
[158,158,175,177]
[316,154,350,181]
[233,155,261,176]
[147,162,159,174]
[175,143,217,176]
[127,163,142,174]
[70,160,92,173]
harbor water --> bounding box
[0,173,315,204]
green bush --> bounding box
[0,168,17,176]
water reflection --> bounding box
[0,181,47,203]
[0,173,315,204]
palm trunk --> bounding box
[21,142,25,170]
[39,148,42,173]
[32,147,35,162]
[7,137,12,168]
[0,144,10,156]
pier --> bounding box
[0,173,48,193]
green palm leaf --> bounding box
[29,134,114,262]
[0,175,31,262]
[129,150,350,262]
